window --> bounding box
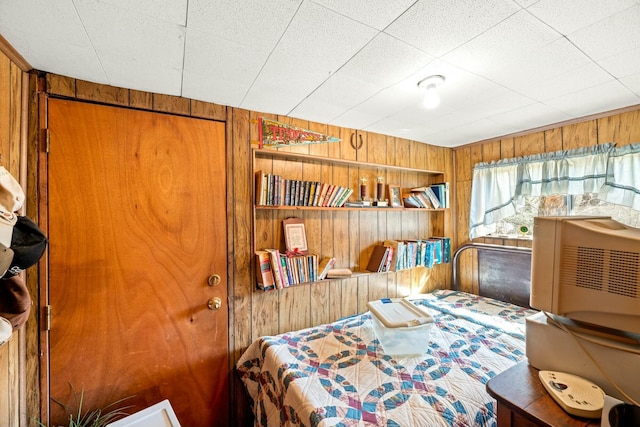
[470,143,640,239]
[490,193,640,238]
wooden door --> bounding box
[46,99,228,426]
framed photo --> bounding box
[282,217,308,255]
[388,185,403,208]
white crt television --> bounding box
[530,216,640,335]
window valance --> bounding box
[598,143,640,211]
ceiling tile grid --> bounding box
[1,0,640,147]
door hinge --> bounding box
[40,128,50,153]
[45,305,51,331]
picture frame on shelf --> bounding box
[388,185,403,208]
[282,217,308,255]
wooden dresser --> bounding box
[487,361,601,427]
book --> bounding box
[326,268,352,278]
[255,250,275,290]
[284,179,292,206]
[431,236,451,263]
[366,245,390,272]
[427,238,443,264]
[414,192,434,208]
[328,186,345,207]
[402,193,422,208]
[302,181,314,206]
[383,240,400,271]
[429,183,448,208]
[424,240,435,268]
[321,184,335,207]
[316,183,329,206]
[255,170,267,205]
[318,256,335,280]
[382,247,394,272]
[424,186,441,209]
[265,248,286,289]
[279,254,292,286]
[335,188,354,207]
[312,181,321,206]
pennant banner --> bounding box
[256,117,340,149]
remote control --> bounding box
[539,370,605,418]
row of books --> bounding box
[255,249,336,290]
[255,170,354,207]
[366,237,451,272]
[403,183,450,209]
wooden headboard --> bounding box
[452,243,532,308]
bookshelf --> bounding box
[253,149,446,211]
[252,148,449,291]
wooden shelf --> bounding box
[255,205,445,212]
[253,147,449,292]
[253,148,444,175]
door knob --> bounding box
[207,297,222,310]
[208,274,221,286]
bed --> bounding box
[237,244,536,427]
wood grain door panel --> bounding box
[47,99,228,426]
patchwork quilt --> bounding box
[237,290,537,427]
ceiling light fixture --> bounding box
[417,75,445,109]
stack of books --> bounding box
[255,170,354,207]
[255,251,338,291]
[364,237,451,273]
[403,183,449,209]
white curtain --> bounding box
[469,158,521,239]
[599,143,640,210]
[469,143,615,240]
[518,143,613,196]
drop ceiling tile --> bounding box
[487,102,572,134]
[187,0,301,50]
[569,5,640,60]
[443,10,561,75]
[621,73,640,97]
[598,47,640,79]
[240,1,377,115]
[182,29,268,106]
[339,33,434,87]
[331,84,425,127]
[329,108,383,130]
[309,0,415,30]
[511,62,612,100]
[543,80,640,117]
[435,118,514,145]
[527,0,637,35]
[385,0,521,57]
[0,0,106,80]
[482,37,592,94]
[454,90,537,120]
[290,74,381,124]
[74,0,185,93]
[97,0,188,25]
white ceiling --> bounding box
[2,0,640,147]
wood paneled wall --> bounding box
[0,46,36,427]
[452,106,640,294]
